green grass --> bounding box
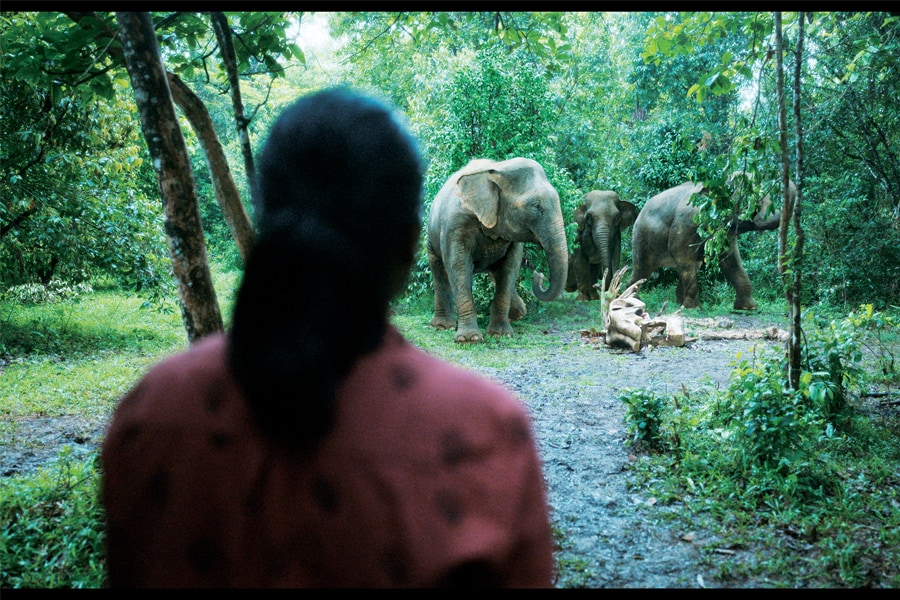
[1,352,166,418]
[394,298,593,368]
[633,278,789,321]
[0,291,186,422]
[1,449,106,588]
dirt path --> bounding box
[454,313,786,588]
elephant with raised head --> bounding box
[427,157,568,343]
[626,176,795,310]
[565,190,638,301]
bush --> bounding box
[0,449,106,588]
[619,387,667,450]
[2,279,94,305]
[725,354,818,469]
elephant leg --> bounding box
[509,292,527,321]
[490,272,527,320]
[588,264,604,298]
[449,258,482,343]
[573,250,599,301]
[676,264,701,308]
[427,247,456,330]
[565,252,578,293]
[720,243,758,310]
[625,245,654,290]
[486,243,522,338]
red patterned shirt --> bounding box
[102,325,554,588]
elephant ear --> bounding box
[573,201,588,232]
[728,170,754,198]
[618,199,638,230]
[457,170,500,229]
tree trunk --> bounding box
[774,12,796,389]
[210,12,256,184]
[167,71,255,263]
[789,13,807,391]
[116,11,223,342]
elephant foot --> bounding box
[430,315,456,330]
[734,299,758,311]
[486,320,515,338]
[454,326,484,343]
[576,289,600,302]
[509,296,527,321]
[679,298,700,309]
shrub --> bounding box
[726,354,817,469]
[0,449,106,588]
[2,279,94,305]
[619,387,667,450]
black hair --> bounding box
[228,87,425,452]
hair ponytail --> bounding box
[228,87,424,452]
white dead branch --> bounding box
[602,267,686,351]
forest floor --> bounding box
[2,309,883,588]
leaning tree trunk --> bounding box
[167,71,255,263]
[210,12,256,185]
[117,11,223,342]
[63,12,255,265]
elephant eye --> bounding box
[530,200,544,215]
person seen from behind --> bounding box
[101,86,555,588]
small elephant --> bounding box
[427,157,568,343]
[626,177,795,310]
[565,190,638,301]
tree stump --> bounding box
[603,267,686,352]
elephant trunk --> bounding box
[733,202,782,233]
[531,218,568,302]
[594,226,614,290]
[733,182,793,233]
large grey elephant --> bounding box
[565,190,638,301]
[626,177,795,310]
[427,157,568,343]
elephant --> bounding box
[427,157,568,343]
[564,190,638,301]
[626,176,795,310]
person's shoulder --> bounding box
[146,331,228,378]
[117,332,230,413]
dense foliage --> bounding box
[2,11,897,310]
[0,74,168,292]
[620,304,900,587]
[1,451,106,588]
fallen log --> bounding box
[694,326,789,342]
[644,310,685,347]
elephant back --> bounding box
[635,181,703,231]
